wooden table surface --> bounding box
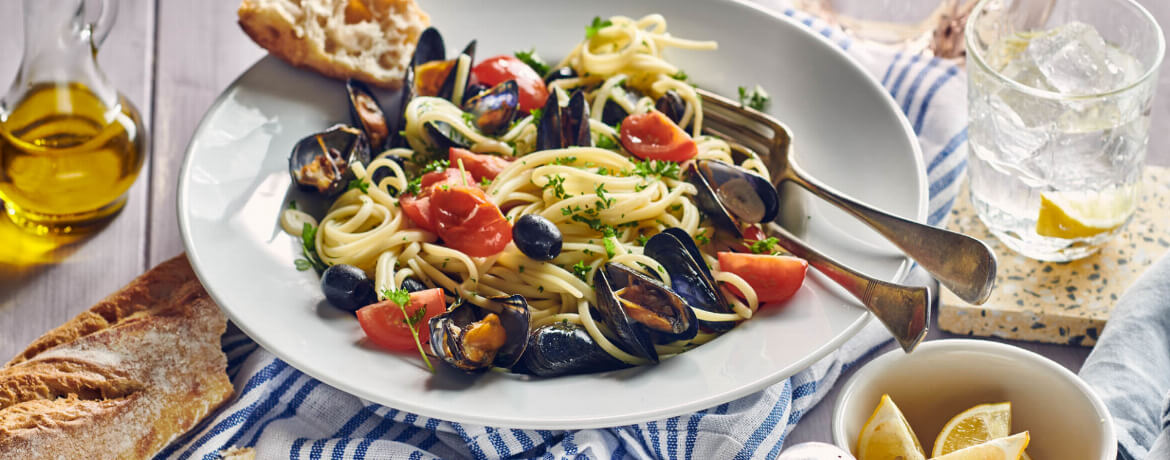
[1,0,1167,451]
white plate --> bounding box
[178,0,926,429]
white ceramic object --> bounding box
[832,339,1116,459]
[178,0,926,428]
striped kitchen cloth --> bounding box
[158,5,970,459]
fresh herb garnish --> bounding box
[514,48,550,76]
[461,111,477,127]
[529,108,543,129]
[737,84,770,111]
[347,178,370,194]
[296,223,327,273]
[544,174,569,199]
[288,200,298,210]
[551,156,578,165]
[571,261,591,281]
[749,236,780,254]
[420,159,450,175]
[594,183,615,210]
[480,176,493,187]
[694,231,711,246]
[595,134,619,150]
[380,288,435,373]
[671,70,689,82]
[631,159,681,180]
[585,16,612,39]
[602,227,617,258]
[294,259,312,271]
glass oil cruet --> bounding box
[0,0,145,235]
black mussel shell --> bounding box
[646,229,736,331]
[462,80,519,135]
[511,322,629,377]
[346,78,390,152]
[543,67,577,86]
[462,83,488,105]
[601,87,642,126]
[429,295,531,373]
[592,263,699,362]
[400,277,428,293]
[562,90,592,148]
[289,124,371,196]
[424,121,472,152]
[535,91,563,151]
[513,214,562,261]
[685,160,780,235]
[437,40,476,102]
[412,27,446,68]
[655,90,686,126]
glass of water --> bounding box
[965,0,1164,261]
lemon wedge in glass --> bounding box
[856,394,926,460]
[930,432,1030,460]
[932,402,1012,457]
[1036,186,1138,239]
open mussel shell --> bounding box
[511,322,629,377]
[410,27,475,104]
[346,78,391,151]
[535,89,592,151]
[601,86,642,126]
[428,295,531,373]
[592,262,698,362]
[424,121,472,152]
[544,67,576,85]
[412,27,446,68]
[646,229,736,332]
[685,159,780,236]
[288,124,370,196]
[655,90,686,126]
[462,80,519,135]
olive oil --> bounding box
[0,82,145,234]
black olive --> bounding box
[401,277,428,293]
[320,264,377,312]
[544,67,577,85]
[513,215,563,261]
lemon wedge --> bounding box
[930,432,1030,460]
[857,394,926,460]
[1036,187,1138,239]
[931,402,1012,457]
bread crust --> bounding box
[238,0,431,88]
[0,255,233,460]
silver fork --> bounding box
[697,88,996,351]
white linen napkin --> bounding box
[157,5,970,459]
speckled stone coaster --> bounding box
[939,166,1170,346]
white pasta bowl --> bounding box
[832,339,1116,459]
[179,0,927,428]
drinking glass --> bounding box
[792,0,979,58]
[965,0,1164,261]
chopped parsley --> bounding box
[595,134,619,150]
[545,174,569,199]
[602,227,617,258]
[296,223,327,273]
[585,16,612,39]
[738,84,770,111]
[551,156,578,165]
[636,234,651,246]
[671,70,689,82]
[594,183,615,209]
[749,236,781,254]
[347,178,370,194]
[420,158,450,175]
[380,288,434,373]
[529,108,543,129]
[694,231,711,246]
[571,261,591,281]
[287,200,298,210]
[480,176,493,187]
[514,48,550,76]
[631,159,681,180]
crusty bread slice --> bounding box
[238,0,430,88]
[0,255,233,459]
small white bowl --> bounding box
[832,339,1115,459]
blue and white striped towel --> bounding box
[158,5,971,459]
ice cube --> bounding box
[1026,22,1139,95]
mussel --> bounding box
[346,78,391,151]
[601,86,642,126]
[410,27,476,103]
[592,262,698,362]
[511,322,629,377]
[535,89,592,151]
[424,120,472,152]
[685,159,780,236]
[289,124,371,196]
[645,229,737,331]
[462,80,520,135]
[544,67,577,86]
[655,90,686,126]
[429,295,531,372]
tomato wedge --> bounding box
[718,252,808,306]
[449,147,513,182]
[398,168,475,232]
[431,185,512,257]
[471,56,549,113]
[356,288,447,352]
[619,110,698,162]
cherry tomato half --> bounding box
[356,288,447,352]
[471,56,549,113]
[449,147,514,182]
[619,110,698,162]
[718,252,808,306]
[431,185,512,257]
[399,168,476,232]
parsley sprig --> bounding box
[585,16,613,39]
[630,159,681,180]
[514,48,550,76]
[749,236,781,254]
[347,178,370,194]
[570,261,591,281]
[294,223,327,272]
[737,84,770,111]
[381,288,435,373]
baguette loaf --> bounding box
[0,255,234,459]
[238,0,430,88]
